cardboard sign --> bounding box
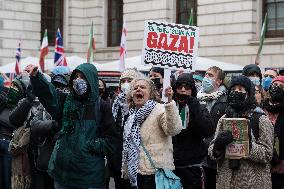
[142,20,199,71]
[221,118,250,159]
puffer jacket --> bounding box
[208,114,274,189]
[30,64,118,188]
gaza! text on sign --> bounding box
[141,20,199,71]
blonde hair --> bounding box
[127,77,161,108]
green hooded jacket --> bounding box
[30,63,117,188]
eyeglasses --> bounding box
[177,84,191,90]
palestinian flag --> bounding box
[255,13,267,65]
[87,22,95,63]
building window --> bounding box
[41,0,64,46]
[107,0,123,47]
[176,0,197,25]
[264,0,284,37]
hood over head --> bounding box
[70,63,99,101]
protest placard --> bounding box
[221,118,250,159]
[142,20,199,71]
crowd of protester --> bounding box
[0,63,284,189]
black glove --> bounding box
[214,130,234,151]
[26,85,36,102]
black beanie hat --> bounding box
[228,75,255,97]
[242,64,262,80]
[173,73,197,97]
[150,67,164,78]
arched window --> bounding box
[263,0,284,37]
[107,0,123,47]
[41,0,64,46]
[176,0,197,25]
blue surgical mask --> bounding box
[249,76,260,86]
[262,76,273,91]
[202,77,214,93]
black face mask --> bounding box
[269,85,284,103]
[151,78,162,90]
[228,91,247,110]
[175,93,189,106]
[263,99,284,113]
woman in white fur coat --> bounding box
[121,77,182,189]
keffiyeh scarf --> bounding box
[112,93,129,125]
[197,85,227,102]
[122,100,157,186]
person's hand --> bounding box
[164,86,173,103]
[174,69,184,79]
[214,130,234,151]
[25,64,38,76]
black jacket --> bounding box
[273,112,284,163]
[0,107,16,140]
[108,104,128,173]
[209,94,227,128]
[173,97,214,166]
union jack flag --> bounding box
[1,73,15,87]
[54,29,67,66]
[15,41,21,75]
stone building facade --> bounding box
[0,0,283,68]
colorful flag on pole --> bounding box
[119,22,127,72]
[39,29,49,72]
[54,29,67,66]
[188,8,194,26]
[255,13,268,65]
[87,22,96,63]
[1,73,11,86]
[15,40,21,75]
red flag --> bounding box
[119,22,127,72]
[39,29,48,72]
[15,40,21,75]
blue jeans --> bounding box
[54,181,105,189]
[0,139,12,189]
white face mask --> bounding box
[121,82,131,94]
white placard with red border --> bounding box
[142,20,199,71]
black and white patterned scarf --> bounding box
[122,100,157,186]
[197,85,227,102]
[112,93,128,124]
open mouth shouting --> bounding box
[132,80,151,108]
